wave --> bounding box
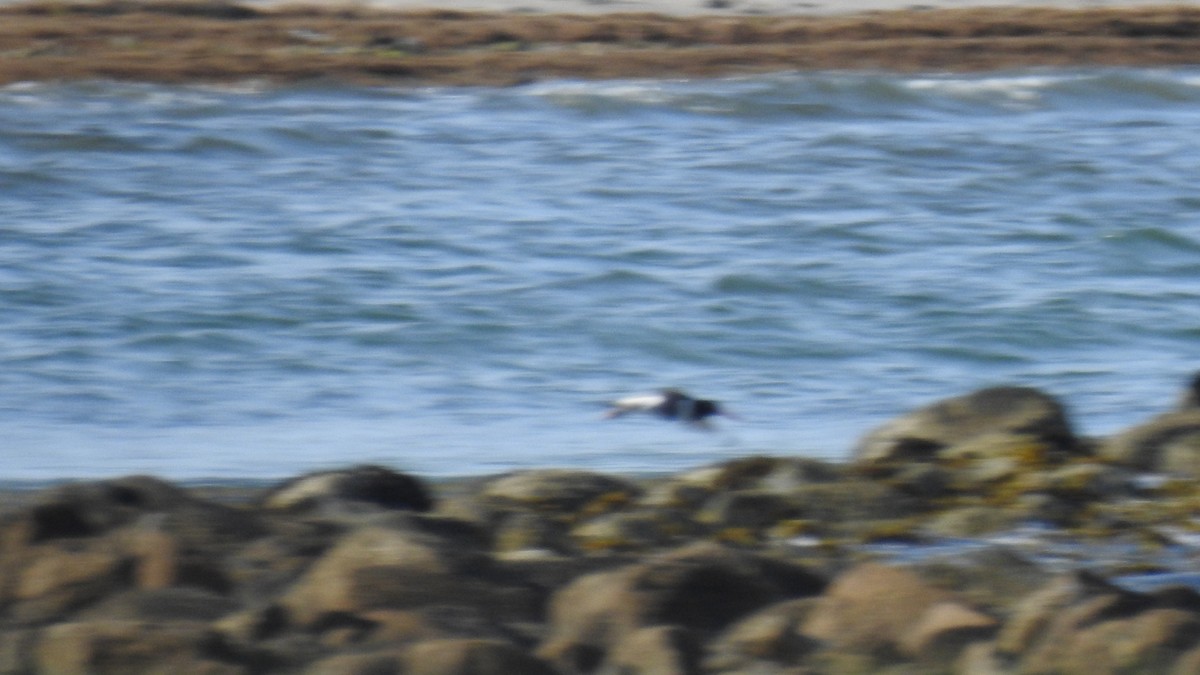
[524,68,1200,119]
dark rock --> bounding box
[262,465,433,515]
[695,490,798,530]
[222,521,341,603]
[7,476,202,544]
[1179,371,1200,410]
[0,476,265,622]
[853,386,1081,467]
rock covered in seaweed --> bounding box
[853,385,1083,468]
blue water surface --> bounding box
[2,69,1199,480]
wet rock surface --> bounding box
[5,380,1200,673]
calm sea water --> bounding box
[3,68,1200,482]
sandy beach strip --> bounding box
[1,1,1200,86]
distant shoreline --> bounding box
[2,2,1200,86]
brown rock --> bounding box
[853,386,1080,467]
[280,522,536,626]
[300,650,405,675]
[897,600,998,663]
[120,525,232,593]
[703,598,820,672]
[8,538,132,623]
[1099,409,1200,474]
[403,638,557,675]
[222,522,341,603]
[1171,644,1200,675]
[0,476,263,621]
[34,619,236,675]
[801,562,957,657]
[1023,607,1200,674]
[955,641,1010,675]
[598,625,700,675]
[540,542,824,668]
[1000,571,1200,673]
[992,571,1113,657]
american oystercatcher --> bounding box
[604,389,733,428]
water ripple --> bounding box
[2,69,1200,478]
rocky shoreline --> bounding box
[4,378,1200,673]
[3,2,1200,86]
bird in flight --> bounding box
[603,389,734,429]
